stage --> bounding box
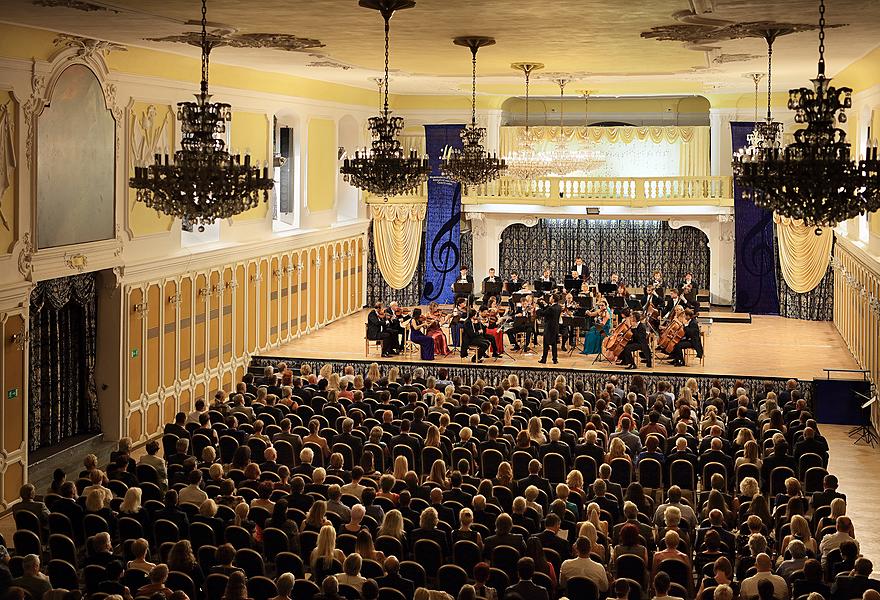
[267,309,858,382]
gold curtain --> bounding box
[370,203,426,290]
[499,125,710,176]
[773,214,833,293]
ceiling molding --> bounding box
[146,29,325,54]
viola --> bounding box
[657,316,686,353]
[602,319,634,362]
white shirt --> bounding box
[560,556,608,591]
[819,530,859,561]
[178,484,208,506]
[740,572,789,600]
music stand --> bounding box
[576,295,594,311]
[452,282,473,305]
[626,297,642,310]
[598,283,617,296]
[563,278,580,292]
[849,391,880,447]
[607,295,626,311]
[563,316,587,355]
[533,280,554,293]
[482,280,503,300]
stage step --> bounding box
[701,311,751,324]
[29,433,114,497]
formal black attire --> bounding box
[670,318,703,364]
[506,303,536,350]
[619,321,652,367]
[661,295,686,319]
[461,318,497,360]
[453,273,475,304]
[570,263,589,280]
[537,302,563,363]
[367,310,400,356]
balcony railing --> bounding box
[364,175,734,207]
[463,175,734,206]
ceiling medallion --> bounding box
[439,36,507,188]
[147,31,324,54]
[129,0,274,229]
[32,0,118,13]
[732,0,879,231]
[641,18,841,51]
[339,0,430,200]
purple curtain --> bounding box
[732,121,779,315]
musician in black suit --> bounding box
[681,283,700,311]
[461,309,497,362]
[618,310,652,369]
[506,295,536,352]
[570,257,589,280]
[452,266,475,304]
[643,284,662,309]
[505,271,524,309]
[482,268,502,303]
[681,272,697,290]
[367,303,400,357]
[662,288,685,319]
[537,294,563,365]
[669,308,703,366]
[537,268,555,289]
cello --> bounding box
[602,318,635,363]
[657,313,686,354]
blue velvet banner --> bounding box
[421,125,464,304]
[732,121,780,315]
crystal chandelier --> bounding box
[504,62,555,180]
[440,37,507,187]
[129,0,273,231]
[340,0,430,200]
[733,0,880,231]
[577,90,606,173]
[543,78,603,176]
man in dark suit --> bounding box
[761,441,797,489]
[367,302,399,357]
[453,266,475,305]
[334,418,363,465]
[831,558,880,600]
[504,557,549,600]
[164,412,189,440]
[811,474,846,510]
[461,310,497,361]
[484,514,526,559]
[669,308,702,366]
[794,427,829,463]
[618,310,653,368]
[534,514,572,562]
[695,508,737,553]
[376,556,414,598]
[537,294,563,364]
[54,482,85,543]
[13,484,50,528]
[540,427,573,469]
[443,472,473,507]
[482,268,502,303]
[576,429,607,469]
[390,419,423,467]
[589,478,620,524]
[570,257,589,281]
[661,289,685,319]
[516,459,553,499]
[643,284,663,310]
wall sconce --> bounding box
[132,302,149,318]
[314,257,322,268]
[345,250,353,259]
[296,263,304,272]
[286,265,295,274]
[226,280,238,289]
[273,269,284,278]
[198,287,210,297]
[9,326,29,351]
[167,293,182,305]
[250,274,262,284]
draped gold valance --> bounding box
[773,214,833,293]
[370,203,426,290]
[500,125,710,177]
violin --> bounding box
[393,305,411,317]
[602,318,634,362]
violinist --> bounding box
[408,308,435,361]
[507,293,536,353]
[425,301,451,356]
[582,298,613,355]
[483,296,506,354]
[559,292,580,351]
[618,309,653,369]
[461,309,498,362]
[385,302,408,345]
[651,269,664,288]
[367,302,400,357]
[681,283,700,311]
[538,268,556,289]
[667,308,703,366]
[449,297,468,349]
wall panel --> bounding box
[146,284,161,393]
[179,277,192,379]
[258,260,269,350]
[209,271,221,370]
[163,281,178,388]
[128,288,144,402]
[194,274,207,373]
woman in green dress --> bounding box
[582,298,613,355]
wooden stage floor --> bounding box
[275,309,860,381]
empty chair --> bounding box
[225,525,252,549]
[247,575,278,600]
[375,535,404,560]
[658,558,691,592]
[638,458,663,491]
[166,571,197,599]
[234,547,266,577]
[669,459,696,491]
[436,564,469,597]
[413,538,443,580]
[615,553,647,590]
[13,510,43,541]
[83,514,110,538]
[190,521,216,550]
[154,519,180,546]
[491,545,521,578]
[135,463,159,485]
[542,452,567,484]
[47,559,79,590]
[453,539,481,576]
[123,568,148,593]
[275,552,305,579]
[118,516,144,542]
[205,573,230,599]
[13,529,42,560]
[292,579,321,600]
[566,576,600,600]
[378,588,408,600]
[610,457,633,488]
[262,527,290,557]
[399,561,427,590]
[48,534,77,568]
[481,449,504,479]
[85,564,107,594]
[48,512,74,539]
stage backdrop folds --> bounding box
[499,219,709,288]
[421,125,465,304]
[732,121,779,315]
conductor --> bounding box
[537,293,564,365]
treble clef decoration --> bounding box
[422,177,461,302]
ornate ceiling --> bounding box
[5,0,880,96]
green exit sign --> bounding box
[131,348,139,358]
[7,388,18,400]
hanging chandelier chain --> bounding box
[818,0,826,76]
[200,0,209,94]
[382,14,391,116]
[471,46,477,126]
[766,37,773,121]
[558,79,566,128]
[524,69,530,133]
[753,74,760,124]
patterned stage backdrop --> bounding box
[498,219,709,288]
[421,125,465,305]
[366,225,425,307]
[775,237,834,321]
[732,121,780,315]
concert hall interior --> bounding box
[2,1,880,599]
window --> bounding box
[274,125,297,227]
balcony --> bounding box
[364,175,734,208]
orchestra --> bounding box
[371,266,705,369]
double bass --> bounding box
[602,318,635,363]
[657,313,686,354]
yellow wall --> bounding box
[1,314,26,510]
[835,45,880,93]
[0,91,16,254]
[307,118,337,213]
[128,102,176,236]
[230,111,271,222]
[123,234,365,442]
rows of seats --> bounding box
[0,363,873,600]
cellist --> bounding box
[668,308,703,366]
[618,310,653,369]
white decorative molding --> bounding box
[52,34,127,61]
[17,232,33,280]
[63,252,88,272]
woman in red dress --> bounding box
[483,296,505,354]
[426,301,451,356]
